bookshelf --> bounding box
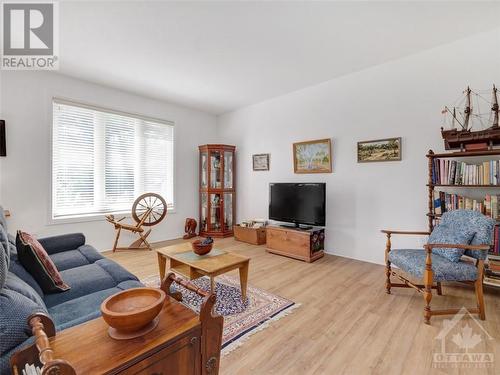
[427,149,500,288]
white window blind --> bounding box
[52,99,174,219]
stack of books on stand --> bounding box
[433,192,500,219]
[485,225,500,287]
[431,159,500,185]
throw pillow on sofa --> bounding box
[16,230,70,293]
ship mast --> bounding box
[452,107,456,130]
[492,84,499,128]
[463,86,472,131]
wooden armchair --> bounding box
[382,210,494,324]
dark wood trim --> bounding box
[427,149,500,158]
[380,229,430,235]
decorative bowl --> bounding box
[100,287,166,340]
[192,240,213,255]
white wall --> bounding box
[217,28,500,265]
[0,71,217,250]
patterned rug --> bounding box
[142,274,299,354]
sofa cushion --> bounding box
[428,223,475,262]
[49,287,121,328]
[43,262,116,307]
[16,231,70,293]
[0,223,9,263]
[388,249,478,282]
[95,258,139,284]
[50,245,104,271]
[0,243,7,289]
[8,255,44,298]
[4,272,46,309]
[0,205,7,232]
[38,233,86,255]
[0,289,47,356]
[48,279,143,330]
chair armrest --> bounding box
[425,243,490,251]
[381,229,430,236]
[38,233,86,255]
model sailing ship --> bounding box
[441,85,500,150]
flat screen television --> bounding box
[269,183,326,228]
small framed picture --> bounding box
[293,138,332,173]
[253,154,270,171]
[357,137,402,163]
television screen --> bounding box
[269,183,326,226]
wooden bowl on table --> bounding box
[100,287,166,340]
[192,240,213,255]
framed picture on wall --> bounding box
[357,137,402,163]
[253,153,270,171]
[293,138,332,173]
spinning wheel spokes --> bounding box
[132,193,167,226]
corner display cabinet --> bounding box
[199,144,236,237]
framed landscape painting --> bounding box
[253,153,270,171]
[357,137,402,163]
[293,138,332,173]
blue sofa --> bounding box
[0,209,143,374]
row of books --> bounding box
[491,225,500,257]
[433,191,500,219]
[431,159,500,185]
[485,226,499,286]
[485,257,500,285]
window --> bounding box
[52,99,174,220]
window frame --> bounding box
[49,97,176,224]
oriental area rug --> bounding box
[141,274,299,355]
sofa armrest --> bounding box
[38,233,86,255]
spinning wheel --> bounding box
[106,193,167,252]
[132,193,167,226]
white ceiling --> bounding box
[59,1,500,115]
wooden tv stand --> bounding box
[266,226,324,262]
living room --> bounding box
[1,1,499,374]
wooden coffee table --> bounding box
[156,242,250,301]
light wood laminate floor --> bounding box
[105,237,500,375]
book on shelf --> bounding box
[484,277,500,286]
[431,158,500,185]
[432,192,500,220]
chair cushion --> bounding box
[440,210,495,260]
[16,231,70,293]
[50,245,103,271]
[388,249,478,281]
[428,224,475,262]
